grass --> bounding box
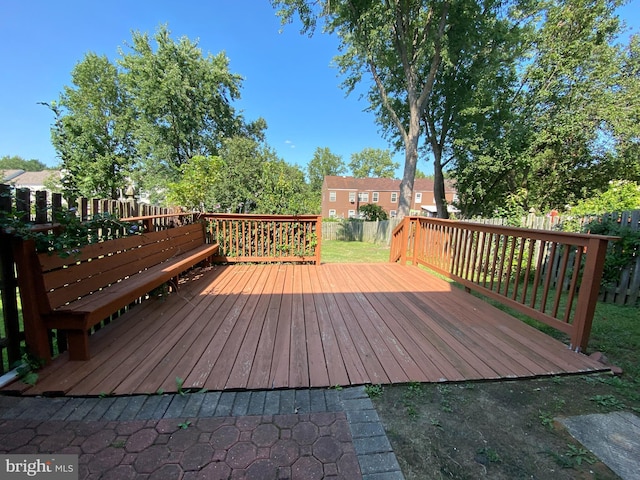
[321,239,391,263]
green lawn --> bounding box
[320,240,391,263]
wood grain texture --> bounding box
[5,263,608,396]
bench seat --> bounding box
[14,222,218,361]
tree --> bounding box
[448,0,633,217]
[365,0,526,218]
[0,155,47,171]
[256,160,315,214]
[166,155,223,211]
[359,203,389,221]
[307,147,346,191]
[414,169,431,179]
[514,0,626,212]
[211,136,275,213]
[570,180,640,216]
[604,34,640,185]
[348,148,398,178]
[46,53,135,199]
[273,0,450,217]
[120,25,263,196]
[48,24,264,204]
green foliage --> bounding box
[256,159,316,214]
[166,155,223,211]
[570,181,640,217]
[581,217,640,286]
[0,204,139,255]
[47,24,263,205]
[538,411,555,430]
[348,148,398,179]
[212,136,270,213]
[451,0,635,217]
[358,203,388,221]
[476,447,501,464]
[491,189,528,227]
[273,0,452,216]
[364,384,383,398]
[307,147,345,192]
[46,52,135,200]
[564,444,596,466]
[589,394,625,410]
[176,376,186,396]
[0,155,47,171]
[11,351,44,386]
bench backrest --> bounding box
[38,223,207,310]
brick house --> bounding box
[321,175,457,218]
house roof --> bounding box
[323,175,455,192]
[2,170,61,186]
[1,169,25,182]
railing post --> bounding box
[12,238,52,363]
[315,216,322,265]
[399,217,409,265]
[412,217,421,266]
[571,237,610,351]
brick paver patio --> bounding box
[0,387,404,480]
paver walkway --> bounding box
[0,387,404,480]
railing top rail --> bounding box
[202,213,321,221]
[414,216,618,244]
[121,212,192,222]
[391,218,405,236]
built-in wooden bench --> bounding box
[14,223,218,361]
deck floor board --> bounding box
[5,263,607,396]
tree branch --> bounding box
[416,1,450,111]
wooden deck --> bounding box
[6,263,607,396]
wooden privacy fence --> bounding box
[202,213,322,265]
[322,218,402,244]
[390,217,616,352]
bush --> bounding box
[584,218,640,286]
[359,203,389,221]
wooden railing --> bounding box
[390,217,615,352]
[202,214,322,265]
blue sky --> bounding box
[1,0,639,175]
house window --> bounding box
[329,209,336,218]
[415,192,422,203]
[372,192,379,202]
[329,191,336,202]
[391,192,398,203]
[349,192,356,203]
[348,209,356,218]
[390,210,397,217]
[358,192,369,202]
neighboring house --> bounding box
[321,175,457,219]
[1,170,62,191]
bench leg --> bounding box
[66,330,91,361]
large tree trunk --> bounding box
[433,147,449,219]
[398,108,421,217]
[398,140,419,217]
